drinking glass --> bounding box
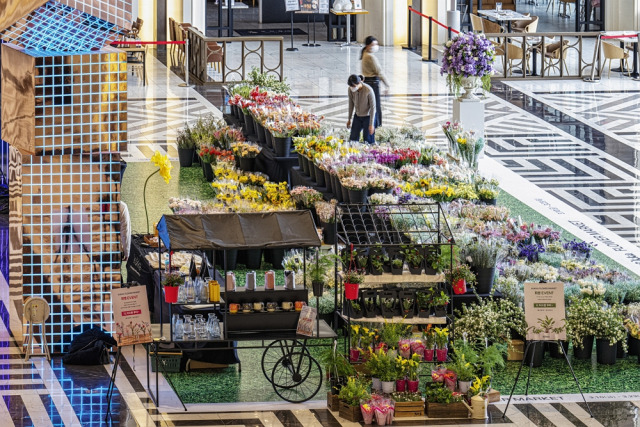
[496,2,502,11]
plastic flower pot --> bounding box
[344,283,360,300]
[348,189,368,205]
[549,341,569,359]
[238,156,257,172]
[573,335,594,360]
[474,267,496,294]
[323,170,333,192]
[202,162,214,182]
[629,336,640,356]
[309,162,317,181]
[312,280,324,297]
[371,377,382,392]
[523,341,544,367]
[273,136,292,157]
[341,186,350,203]
[395,379,406,392]
[164,286,179,304]
[617,338,627,359]
[265,129,274,148]
[436,347,448,362]
[314,164,326,187]
[243,113,255,136]
[321,221,336,245]
[349,348,360,363]
[255,122,266,144]
[178,147,194,167]
[453,278,467,295]
[407,379,419,393]
[381,381,394,394]
[434,305,447,317]
[596,338,617,365]
[458,380,471,394]
[424,348,434,362]
[408,265,422,275]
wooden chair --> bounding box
[601,42,631,78]
[512,15,538,33]
[558,0,575,17]
[470,13,484,32]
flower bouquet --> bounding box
[440,32,495,99]
[290,186,323,209]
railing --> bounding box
[186,27,284,84]
[483,32,601,80]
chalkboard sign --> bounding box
[284,0,301,12]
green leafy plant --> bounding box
[431,290,450,308]
[162,273,184,287]
[424,383,462,404]
[445,263,476,285]
[307,251,336,283]
[321,346,356,379]
[417,289,435,310]
[391,392,423,402]
[401,245,424,268]
[391,258,404,269]
[338,377,371,407]
[370,256,384,273]
[343,270,364,284]
[434,327,449,349]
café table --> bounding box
[604,32,640,79]
[330,9,369,47]
[478,9,531,32]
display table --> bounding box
[330,9,368,46]
[477,9,530,32]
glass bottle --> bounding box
[184,279,195,303]
[194,279,202,304]
[199,278,208,303]
[183,314,194,339]
[173,315,183,341]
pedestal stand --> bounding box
[453,98,485,137]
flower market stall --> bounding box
[148,211,336,406]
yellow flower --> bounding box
[151,151,172,183]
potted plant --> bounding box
[406,354,421,393]
[338,377,370,422]
[382,254,392,273]
[232,141,261,172]
[362,289,378,318]
[315,200,340,245]
[343,270,364,301]
[162,272,184,303]
[307,251,335,297]
[424,383,467,418]
[402,245,424,275]
[321,346,356,398]
[391,258,404,275]
[370,255,384,275]
[448,351,475,394]
[595,305,627,365]
[378,352,396,394]
[364,349,384,392]
[434,327,449,362]
[566,297,601,360]
[441,32,495,100]
[445,263,476,295]
[176,126,195,168]
[380,290,397,319]
[461,238,503,294]
[417,289,434,318]
[431,290,450,318]
[393,355,408,392]
[399,290,416,319]
[423,329,436,361]
[348,301,364,319]
[341,177,370,205]
[380,321,407,358]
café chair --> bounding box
[601,42,631,78]
[543,40,570,75]
[470,13,484,32]
[558,0,575,18]
[511,15,538,33]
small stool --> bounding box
[23,297,51,361]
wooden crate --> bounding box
[338,400,363,423]
[508,339,524,361]
[327,393,340,411]
[394,400,425,417]
[425,402,469,419]
[487,388,501,403]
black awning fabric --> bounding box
[156,211,320,250]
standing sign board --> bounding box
[285,0,301,12]
[297,0,329,13]
[524,282,566,341]
[112,286,153,346]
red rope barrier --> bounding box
[600,34,638,40]
[110,40,186,45]
[409,7,460,35]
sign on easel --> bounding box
[284,0,301,12]
[524,282,566,341]
[112,286,153,346]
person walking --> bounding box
[361,36,389,127]
[346,74,376,144]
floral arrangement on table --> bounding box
[440,32,495,98]
[231,141,261,159]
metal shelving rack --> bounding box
[333,202,456,351]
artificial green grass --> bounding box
[491,352,640,395]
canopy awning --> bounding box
[156,211,321,251]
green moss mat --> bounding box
[167,339,335,403]
[492,353,640,395]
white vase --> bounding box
[458,76,480,100]
[381,381,394,394]
[371,377,382,392]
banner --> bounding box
[112,286,153,346]
[524,282,566,341]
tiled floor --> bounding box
[3,2,640,426]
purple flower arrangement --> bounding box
[518,243,546,262]
[440,32,495,96]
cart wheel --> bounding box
[270,351,323,403]
[261,340,309,382]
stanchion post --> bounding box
[402,6,416,50]
[287,12,298,51]
[178,39,192,87]
[423,16,437,63]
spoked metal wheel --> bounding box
[270,351,323,403]
[261,340,309,383]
